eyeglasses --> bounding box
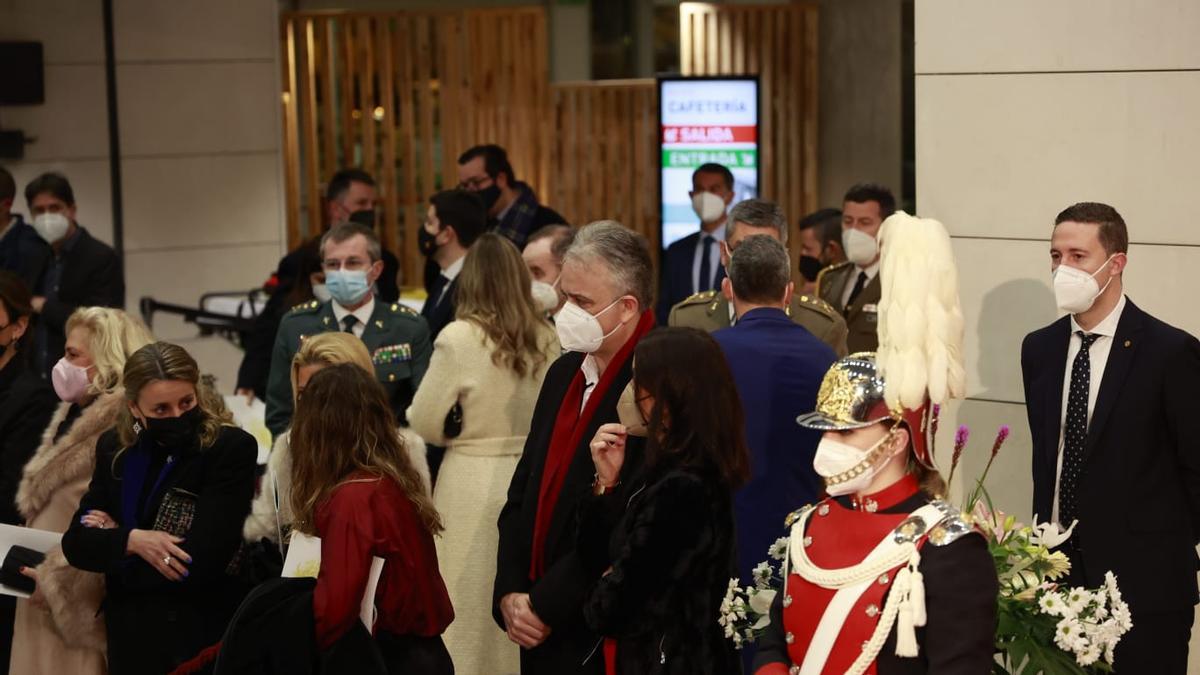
[457,175,492,191]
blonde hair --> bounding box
[64,307,154,397]
[115,342,232,450]
[455,233,553,378]
[290,332,374,403]
[290,363,442,535]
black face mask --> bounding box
[476,184,501,211]
[799,255,825,283]
[140,406,204,449]
[348,209,377,229]
[418,226,440,256]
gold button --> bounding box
[865,604,879,617]
[785,632,795,645]
[783,595,793,608]
[817,504,830,516]
[388,373,396,382]
[803,536,813,547]
[878,574,889,585]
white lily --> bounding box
[1029,518,1077,549]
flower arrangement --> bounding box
[955,425,1132,674]
[718,537,788,649]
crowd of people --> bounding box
[0,137,1196,675]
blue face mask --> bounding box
[324,269,371,306]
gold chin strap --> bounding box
[824,430,898,488]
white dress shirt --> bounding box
[435,254,465,305]
[1051,294,1127,525]
[331,296,376,339]
[840,261,880,310]
[691,222,726,294]
[580,354,600,412]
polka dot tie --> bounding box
[1058,331,1102,528]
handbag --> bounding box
[0,545,45,594]
[153,487,246,575]
[443,402,463,439]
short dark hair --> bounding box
[798,207,843,250]
[326,169,376,203]
[634,327,750,489]
[527,224,575,264]
[457,144,516,184]
[1054,202,1129,255]
[320,222,382,262]
[430,189,488,248]
[24,172,75,207]
[692,163,734,192]
[728,235,791,305]
[843,183,895,219]
[0,166,14,203]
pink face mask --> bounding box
[51,358,92,403]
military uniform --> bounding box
[264,298,432,436]
[816,261,881,354]
[668,290,849,357]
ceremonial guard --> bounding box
[669,289,849,357]
[754,213,998,675]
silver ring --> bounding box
[163,556,171,566]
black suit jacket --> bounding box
[656,231,727,324]
[420,277,457,341]
[32,226,125,372]
[1022,299,1200,615]
[494,350,644,674]
[0,215,52,289]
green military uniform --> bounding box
[816,261,881,354]
[264,298,432,436]
[667,290,849,357]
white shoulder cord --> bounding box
[788,504,941,674]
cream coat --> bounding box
[407,319,559,675]
[9,394,122,675]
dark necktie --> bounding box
[845,271,869,314]
[341,315,359,335]
[697,235,715,292]
[426,274,448,313]
[1058,331,1102,527]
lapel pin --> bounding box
[375,320,384,329]
[322,317,330,326]
[1124,340,1132,348]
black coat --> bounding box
[419,277,456,341]
[578,465,741,675]
[0,215,51,290]
[0,355,58,525]
[753,492,998,674]
[62,425,258,675]
[655,231,727,324]
[1022,299,1200,616]
[31,225,125,375]
[494,350,644,674]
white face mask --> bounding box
[691,192,727,224]
[813,430,896,497]
[1053,255,1115,315]
[530,280,560,314]
[311,283,333,303]
[555,298,626,353]
[32,213,71,244]
[841,227,878,267]
[616,381,648,437]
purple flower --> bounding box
[991,425,1011,457]
[950,425,970,472]
[931,404,941,437]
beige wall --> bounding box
[915,0,1200,662]
[0,0,285,390]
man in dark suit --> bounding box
[656,162,735,323]
[24,172,124,379]
[0,166,51,289]
[815,183,896,353]
[711,235,836,669]
[1021,202,1200,674]
[494,221,656,674]
[419,189,488,340]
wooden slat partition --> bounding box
[680,1,820,265]
[548,80,659,251]
[280,8,550,285]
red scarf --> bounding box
[530,310,655,579]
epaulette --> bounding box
[815,261,852,295]
[784,503,816,528]
[287,300,322,315]
[389,302,419,317]
[792,294,838,318]
[925,500,974,546]
[679,289,719,306]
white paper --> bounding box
[282,531,384,629]
[0,524,64,599]
[223,395,273,464]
